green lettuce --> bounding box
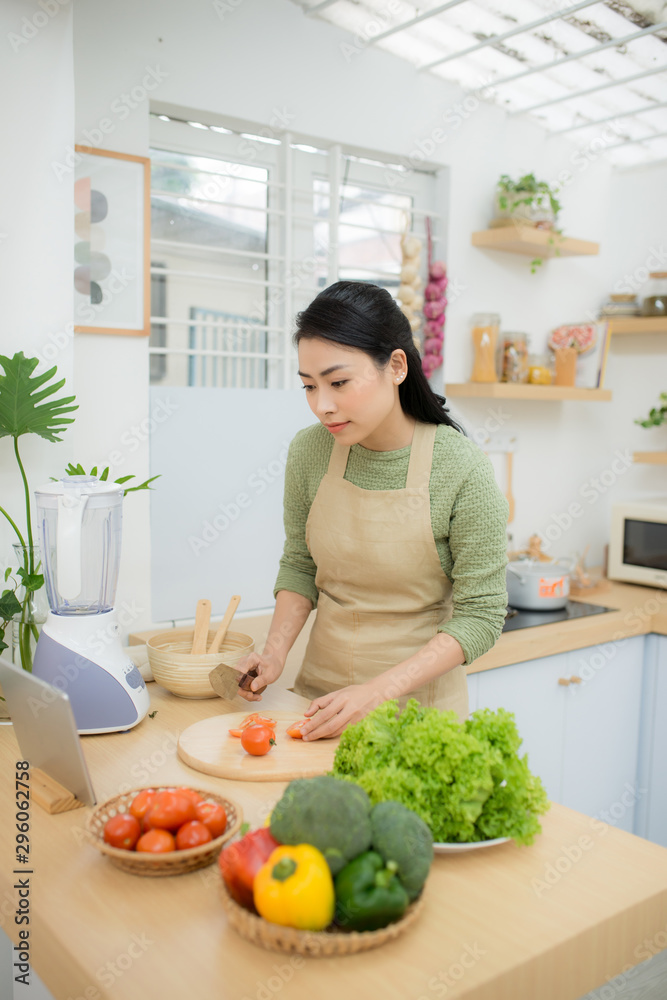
[332,699,549,845]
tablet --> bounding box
[0,655,96,807]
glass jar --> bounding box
[641,273,667,316]
[599,293,639,318]
[470,313,500,383]
[527,353,552,385]
[499,333,530,383]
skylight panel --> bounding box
[295,0,667,165]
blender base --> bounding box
[33,610,150,735]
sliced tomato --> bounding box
[230,713,276,737]
[286,719,308,739]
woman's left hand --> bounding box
[301,683,381,741]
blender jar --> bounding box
[35,476,123,615]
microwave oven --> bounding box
[608,500,667,588]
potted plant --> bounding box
[0,353,77,671]
[494,173,562,228]
[1,352,160,673]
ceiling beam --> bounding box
[508,62,667,114]
[551,100,667,134]
[366,0,469,45]
[489,21,667,89]
[419,0,602,71]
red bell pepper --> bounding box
[218,827,280,911]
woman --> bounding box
[238,281,509,739]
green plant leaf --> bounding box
[0,589,22,620]
[17,568,44,593]
[122,475,160,495]
[0,353,77,442]
[63,464,160,497]
[4,567,11,582]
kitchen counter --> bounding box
[129,576,667,685]
[2,681,667,1000]
[471,577,667,674]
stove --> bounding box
[502,600,617,633]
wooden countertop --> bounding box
[469,577,667,675]
[2,681,667,1000]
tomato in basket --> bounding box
[136,829,176,853]
[103,813,142,851]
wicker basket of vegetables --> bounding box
[218,776,430,956]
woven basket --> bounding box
[146,628,254,699]
[218,876,425,956]
[86,787,243,876]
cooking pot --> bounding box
[506,557,575,611]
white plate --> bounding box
[433,837,511,854]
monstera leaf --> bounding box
[0,352,77,442]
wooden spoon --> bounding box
[208,595,241,654]
[191,599,212,654]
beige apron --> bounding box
[291,420,469,720]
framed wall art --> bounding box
[73,146,150,336]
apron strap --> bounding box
[327,422,437,484]
[406,421,437,489]
[327,442,351,477]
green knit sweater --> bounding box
[273,421,509,666]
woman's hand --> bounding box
[300,683,382,740]
[235,651,284,702]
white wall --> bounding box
[0,1,74,587]
[65,0,667,627]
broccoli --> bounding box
[269,775,372,875]
[370,800,433,901]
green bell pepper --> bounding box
[334,850,409,931]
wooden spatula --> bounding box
[208,595,241,654]
[191,599,212,654]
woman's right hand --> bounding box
[235,651,284,702]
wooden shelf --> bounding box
[471,226,599,258]
[445,383,612,401]
[633,451,667,465]
[608,316,667,335]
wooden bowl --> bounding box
[218,876,425,956]
[146,628,254,699]
[85,786,243,876]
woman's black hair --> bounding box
[293,280,465,433]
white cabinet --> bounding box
[562,637,644,833]
[473,653,569,803]
[474,636,646,832]
[636,634,667,847]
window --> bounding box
[148,113,443,388]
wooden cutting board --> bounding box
[177,711,341,782]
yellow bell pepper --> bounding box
[253,844,335,931]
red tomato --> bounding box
[286,720,307,739]
[241,724,276,756]
[129,789,157,823]
[103,813,141,851]
[175,820,213,850]
[195,801,227,838]
[145,791,196,831]
[176,786,203,806]
[136,829,176,853]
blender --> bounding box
[32,476,150,734]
